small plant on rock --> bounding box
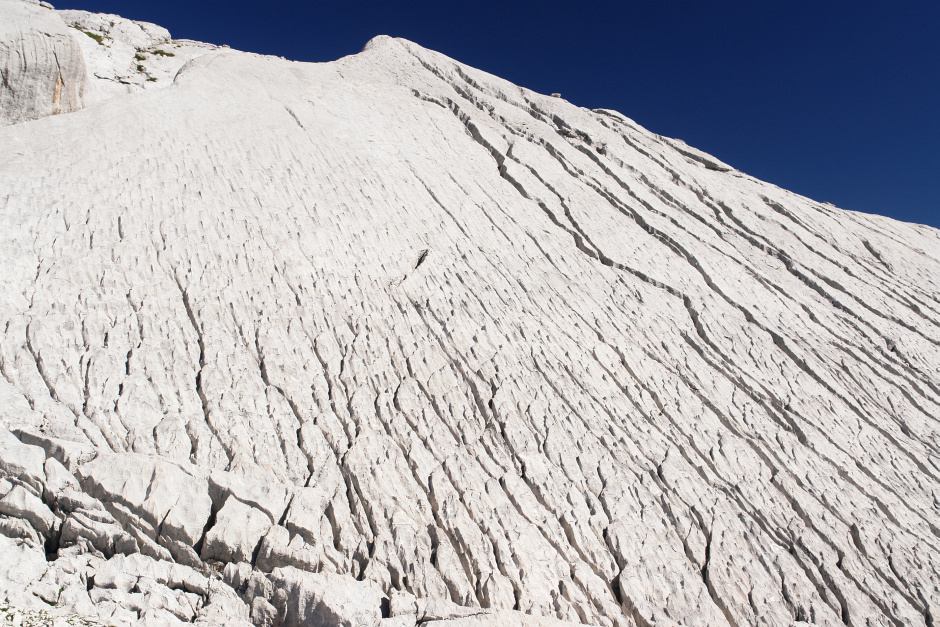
[72,26,104,45]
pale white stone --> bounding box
[0,4,938,627]
[55,9,170,50]
[192,579,253,626]
[15,429,98,471]
[54,487,106,515]
[42,456,80,495]
[0,427,46,493]
[0,534,49,609]
[0,484,57,537]
[0,0,85,124]
[54,7,218,109]
[269,567,388,627]
[254,523,321,573]
[77,452,211,551]
[201,495,272,564]
[59,510,137,557]
[422,610,598,626]
[250,595,278,627]
[0,514,43,545]
[207,468,291,522]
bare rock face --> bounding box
[268,567,388,627]
[201,495,272,564]
[56,8,171,51]
[1,4,940,627]
[55,8,218,105]
[0,534,49,608]
[420,612,597,627]
[0,427,46,492]
[16,428,98,471]
[77,453,212,565]
[0,0,86,124]
[0,484,56,537]
[1,0,220,126]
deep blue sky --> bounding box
[58,1,939,229]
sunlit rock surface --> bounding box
[0,0,85,124]
[55,7,218,106]
[1,2,939,625]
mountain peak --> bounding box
[362,34,400,52]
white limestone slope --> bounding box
[0,4,939,627]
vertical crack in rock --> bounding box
[175,276,233,465]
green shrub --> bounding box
[135,53,146,61]
[72,26,104,45]
[152,49,175,57]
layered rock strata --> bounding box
[1,2,939,626]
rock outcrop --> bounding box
[0,0,85,124]
[0,3,938,627]
[55,7,218,106]
[1,0,220,125]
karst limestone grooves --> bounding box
[1,2,939,626]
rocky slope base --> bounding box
[1,1,939,625]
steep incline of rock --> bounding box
[1,11,939,627]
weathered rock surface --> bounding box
[0,427,46,492]
[1,2,939,627]
[421,612,597,627]
[201,495,272,564]
[77,453,212,560]
[55,7,218,106]
[0,484,56,537]
[0,0,86,124]
[1,0,220,126]
[16,428,98,471]
[267,567,388,627]
[207,467,291,522]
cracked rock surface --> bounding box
[1,3,939,626]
